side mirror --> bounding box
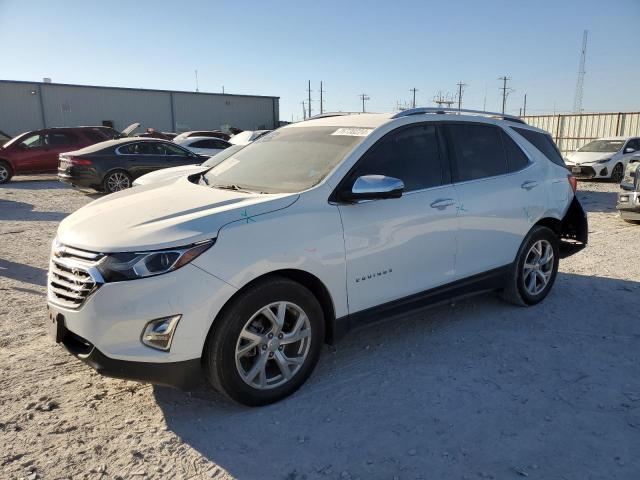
[342,175,404,202]
[625,147,636,154]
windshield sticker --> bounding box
[331,127,373,137]
[211,158,239,175]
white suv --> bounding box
[46,108,588,406]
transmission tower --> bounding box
[573,30,588,113]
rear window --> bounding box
[446,123,507,182]
[501,131,530,172]
[512,127,565,166]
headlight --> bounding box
[97,239,214,282]
[596,158,612,164]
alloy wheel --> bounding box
[107,172,130,192]
[611,164,624,183]
[0,165,9,183]
[235,301,312,390]
[522,239,554,296]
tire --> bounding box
[611,163,624,183]
[203,276,325,406]
[103,170,132,193]
[0,161,13,184]
[500,226,560,306]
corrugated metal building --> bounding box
[522,112,640,155]
[0,80,279,136]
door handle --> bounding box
[521,181,538,190]
[430,198,456,210]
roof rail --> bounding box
[391,107,526,124]
[305,112,361,121]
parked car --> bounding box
[133,144,245,187]
[617,153,640,222]
[58,138,207,193]
[173,136,231,156]
[0,123,139,184]
[564,136,640,182]
[0,129,12,146]
[229,130,272,145]
[174,130,230,141]
[46,108,587,406]
[136,129,177,140]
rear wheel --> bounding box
[204,277,324,406]
[103,170,131,193]
[0,161,13,184]
[611,163,624,183]
[501,226,560,306]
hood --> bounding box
[121,122,141,137]
[133,164,207,186]
[566,151,615,164]
[57,176,299,252]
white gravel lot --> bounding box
[1,175,639,480]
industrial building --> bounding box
[0,79,279,136]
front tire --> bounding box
[103,170,132,193]
[611,163,624,183]
[204,277,325,406]
[501,226,560,306]
[0,161,13,184]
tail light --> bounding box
[68,156,92,166]
[567,174,577,193]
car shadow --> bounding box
[0,258,48,286]
[0,200,67,221]
[1,175,67,190]
[154,272,640,479]
[575,189,619,213]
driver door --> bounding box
[337,123,459,314]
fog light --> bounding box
[599,167,608,176]
[141,315,181,351]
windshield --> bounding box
[578,140,624,153]
[203,126,370,193]
[202,144,245,166]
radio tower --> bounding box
[573,30,588,113]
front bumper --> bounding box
[566,164,609,179]
[58,169,102,190]
[617,191,640,220]
[47,263,237,385]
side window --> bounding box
[213,140,230,149]
[47,132,79,146]
[20,134,43,149]
[84,130,108,143]
[511,127,565,166]
[159,143,191,156]
[626,139,640,152]
[190,139,216,148]
[119,142,155,155]
[348,123,443,192]
[501,130,530,172]
[446,124,507,182]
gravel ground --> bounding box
[1,175,639,480]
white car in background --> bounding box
[173,136,232,156]
[47,108,587,406]
[132,145,244,187]
[229,130,271,145]
[565,136,640,182]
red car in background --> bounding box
[0,123,139,184]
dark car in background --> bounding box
[58,138,208,193]
[0,123,138,184]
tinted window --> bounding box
[446,124,507,182]
[159,143,191,156]
[20,134,43,148]
[626,139,640,151]
[212,140,230,149]
[119,142,157,155]
[190,139,217,148]
[512,127,565,166]
[348,124,442,192]
[84,130,108,143]
[501,131,530,172]
[47,132,78,146]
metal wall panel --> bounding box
[0,80,279,138]
[522,112,640,155]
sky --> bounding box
[1,0,639,122]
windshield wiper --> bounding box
[212,183,255,193]
[200,173,210,186]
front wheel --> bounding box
[204,277,325,406]
[0,161,13,184]
[611,163,624,183]
[501,226,560,306]
[103,170,132,193]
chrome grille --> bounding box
[48,243,104,309]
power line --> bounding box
[410,87,418,108]
[498,76,513,114]
[456,81,467,110]
[358,93,370,113]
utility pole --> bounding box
[522,93,527,116]
[456,81,466,110]
[195,70,199,92]
[301,100,307,120]
[319,81,325,114]
[358,93,370,113]
[498,76,512,114]
[410,87,418,108]
[483,83,487,111]
[307,81,312,118]
[222,85,225,94]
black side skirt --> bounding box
[333,265,511,342]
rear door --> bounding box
[44,131,84,170]
[444,122,546,279]
[338,122,460,313]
